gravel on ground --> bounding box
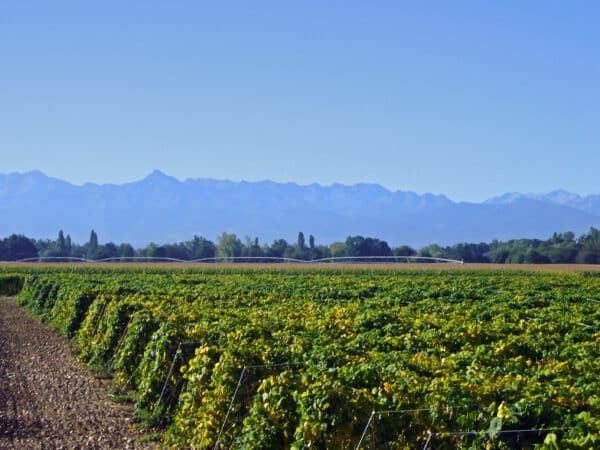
[0,296,156,449]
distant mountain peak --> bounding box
[24,169,47,177]
[142,170,181,184]
[485,189,600,217]
[543,189,582,203]
[146,169,172,178]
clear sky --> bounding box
[1,1,599,202]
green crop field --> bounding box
[0,266,598,449]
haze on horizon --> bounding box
[1,2,599,202]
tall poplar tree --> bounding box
[65,234,72,256]
[297,232,305,250]
[87,229,98,259]
[57,230,66,256]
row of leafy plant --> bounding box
[1,267,598,448]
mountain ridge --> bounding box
[1,170,599,247]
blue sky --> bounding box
[1,1,599,202]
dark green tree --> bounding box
[576,227,600,263]
[145,242,159,258]
[241,236,262,257]
[345,236,392,257]
[297,232,306,250]
[119,243,135,259]
[248,237,262,257]
[57,230,66,256]
[2,234,38,261]
[95,242,119,260]
[87,230,99,259]
[217,233,243,259]
[269,239,289,258]
[444,243,490,262]
[187,235,216,260]
[329,242,347,257]
[393,245,417,257]
[418,244,444,258]
[65,234,72,256]
[291,232,308,260]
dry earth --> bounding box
[0,296,155,449]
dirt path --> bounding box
[0,296,153,449]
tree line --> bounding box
[1,228,600,264]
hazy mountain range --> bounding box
[1,170,599,248]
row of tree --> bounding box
[2,229,600,264]
[416,230,600,264]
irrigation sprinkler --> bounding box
[311,255,464,264]
[97,256,189,263]
[18,255,465,265]
[19,256,95,263]
[190,256,308,264]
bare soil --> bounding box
[0,296,155,449]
